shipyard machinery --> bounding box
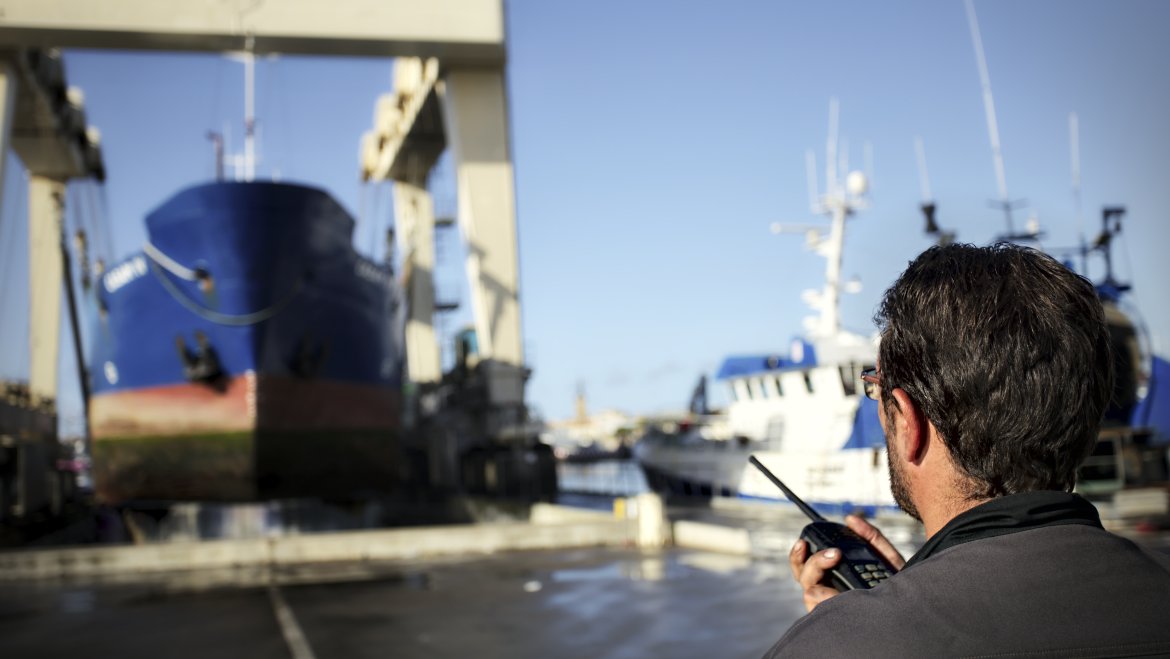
[0,48,104,521]
[0,0,555,504]
[0,382,78,521]
[360,55,555,500]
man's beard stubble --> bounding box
[885,404,922,522]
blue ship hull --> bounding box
[88,182,405,502]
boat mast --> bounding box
[816,97,874,338]
[207,131,224,181]
[1070,112,1088,272]
[772,98,869,338]
[243,33,256,182]
[965,0,1031,240]
[821,195,846,336]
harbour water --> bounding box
[558,458,928,561]
[557,459,648,498]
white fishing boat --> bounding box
[637,3,1170,513]
[634,101,898,516]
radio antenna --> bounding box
[914,136,932,203]
[915,136,951,244]
[805,148,819,212]
[825,97,839,195]
[774,100,869,337]
[863,140,874,193]
[964,0,1029,239]
[749,456,826,521]
[1070,112,1087,271]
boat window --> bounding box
[803,372,814,393]
[773,376,784,397]
[728,383,739,402]
[757,377,770,399]
[840,364,857,396]
[738,379,753,401]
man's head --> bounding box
[875,243,1114,503]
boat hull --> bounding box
[635,439,899,516]
[88,182,404,503]
[90,374,401,501]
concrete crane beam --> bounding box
[394,180,442,386]
[365,56,527,417]
[1,49,104,182]
[27,176,65,407]
[0,48,102,412]
[0,0,505,65]
[438,70,523,386]
[0,61,17,198]
[360,57,446,186]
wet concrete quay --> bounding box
[1,493,1166,659]
[0,546,806,659]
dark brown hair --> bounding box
[875,243,1114,498]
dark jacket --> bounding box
[764,492,1170,658]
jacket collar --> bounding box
[904,490,1102,569]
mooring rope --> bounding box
[143,240,199,281]
[146,255,304,326]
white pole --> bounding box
[244,35,256,182]
[839,138,849,184]
[821,199,845,336]
[825,98,839,195]
[0,63,18,227]
[914,136,933,202]
[805,149,818,212]
[1069,112,1083,238]
[863,140,874,192]
[781,101,867,338]
[965,0,1010,212]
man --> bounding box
[765,243,1170,658]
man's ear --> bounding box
[890,388,927,463]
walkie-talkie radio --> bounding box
[748,455,898,591]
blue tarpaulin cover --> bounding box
[1132,355,1170,446]
[843,395,886,450]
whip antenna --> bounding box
[1070,112,1087,270]
[965,0,1029,238]
[915,136,950,244]
[914,136,932,203]
[806,149,819,212]
[825,97,839,194]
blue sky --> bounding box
[2,0,1168,429]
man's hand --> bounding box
[789,541,845,613]
[843,514,906,571]
[788,515,907,613]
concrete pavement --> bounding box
[0,546,806,659]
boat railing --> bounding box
[1076,425,1168,497]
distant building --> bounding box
[541,384,637,457]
